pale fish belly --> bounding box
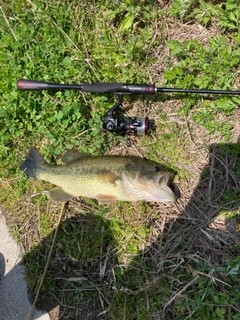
[38,169,134,202]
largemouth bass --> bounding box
[19,147,178,203]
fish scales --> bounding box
[19,147,178,203]
[37,156,133,200]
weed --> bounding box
[0,0,240,319]
[0,0,157,172]
[170,0,240,32]
[163,36,240,138]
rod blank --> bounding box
[156,87,240,95]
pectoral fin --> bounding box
[48,187,74,202]
[97,170,120,185]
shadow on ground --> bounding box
[112,142,240,319]
[1,142,240,320]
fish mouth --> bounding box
[122,170,180,203]
[154,172,173,184]
[156,172,181,200]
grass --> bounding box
[1,0,240,319]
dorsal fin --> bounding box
[62,149,89,164]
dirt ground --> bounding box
[2,8,240,320]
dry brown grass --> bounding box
[1,2,240,319]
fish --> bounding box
[19,147,178,204]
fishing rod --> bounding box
[17,79,240,135]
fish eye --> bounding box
[154,166,160,172]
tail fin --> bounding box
[19,147,46,179]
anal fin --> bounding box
[96,194,117,205]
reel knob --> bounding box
[135,117,151,135]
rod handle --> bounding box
[17,79,83,90]
[82,83,156,94]
[17,79,56,90]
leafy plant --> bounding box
[163,36,240,137]
[170,0,240,32]
[0,0,158,174]
[1,0,240,319]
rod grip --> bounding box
[82,83,155,94]
[82,83,125,93]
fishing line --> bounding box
[27,201,66,320]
